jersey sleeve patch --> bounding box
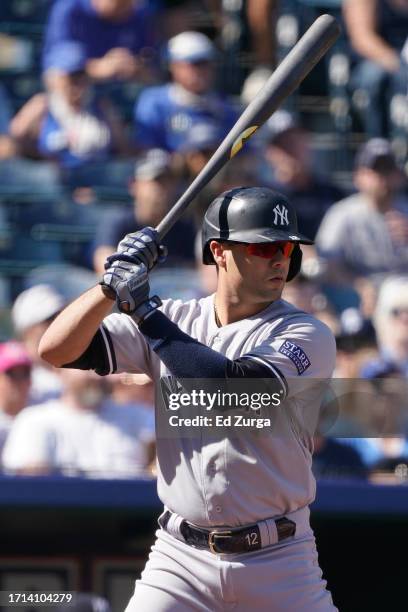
[278,340,311,375]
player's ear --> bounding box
[209,241,227,269]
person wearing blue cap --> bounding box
[343,0,408,138]
[10,41,128,167]
[134,31,237,152]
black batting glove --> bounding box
[104,227,167,271]
[100,259,161,322]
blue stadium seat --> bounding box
[0,72,42,112]
[0,160,63,204]
[296,0,342,8]
[62,160,136,190]
[62,160,135,204]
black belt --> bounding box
[159,510,296,554]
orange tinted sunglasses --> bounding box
[246,241,296,259]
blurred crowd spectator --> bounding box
[42,0,159,84]
[0,282,156,478]
[364,275,408,376]
[11,284,65,404]
[343,0,408,138]
[264,110,345,240]
[2,368,155,477]
[316,139,408,301]
[312,434,368,480]
[11,41,129,167]
[0,342,32,466]
[92,148,196,273]
[134,31,237,152]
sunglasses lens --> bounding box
[246,242,295,258]
[282,242,296,257]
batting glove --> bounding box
[104,227,167,271]
[100,260,161,322]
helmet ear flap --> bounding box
[287,245,302,282]
[203,241,215,265]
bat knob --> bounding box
[119,300,131,313]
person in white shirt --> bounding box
[316,138,408,283]
[12,284,66,404]
[3,367,155,478]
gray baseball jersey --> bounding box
[99,294,336,527]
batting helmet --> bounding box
[202,186,313,281]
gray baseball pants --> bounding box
[125,508,337,612]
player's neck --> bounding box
[214,291,273,326]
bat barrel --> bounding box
[156,14,340,240]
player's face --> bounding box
[212,241,292,304]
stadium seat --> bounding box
[0,71,42,112]
[62,160,136,204]
[296,0,342,8]
[7,0,52,25]
[0,159,63,204]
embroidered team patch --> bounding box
[278,340,311,375]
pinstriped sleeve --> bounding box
[100,312,157,377]
[63,313,157,378]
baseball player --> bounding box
[39,187,337,611]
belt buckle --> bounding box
[208,529,233,554]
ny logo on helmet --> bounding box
[273,204,289,226]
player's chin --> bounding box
[259,280,285,300]
[265,276,286,288]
